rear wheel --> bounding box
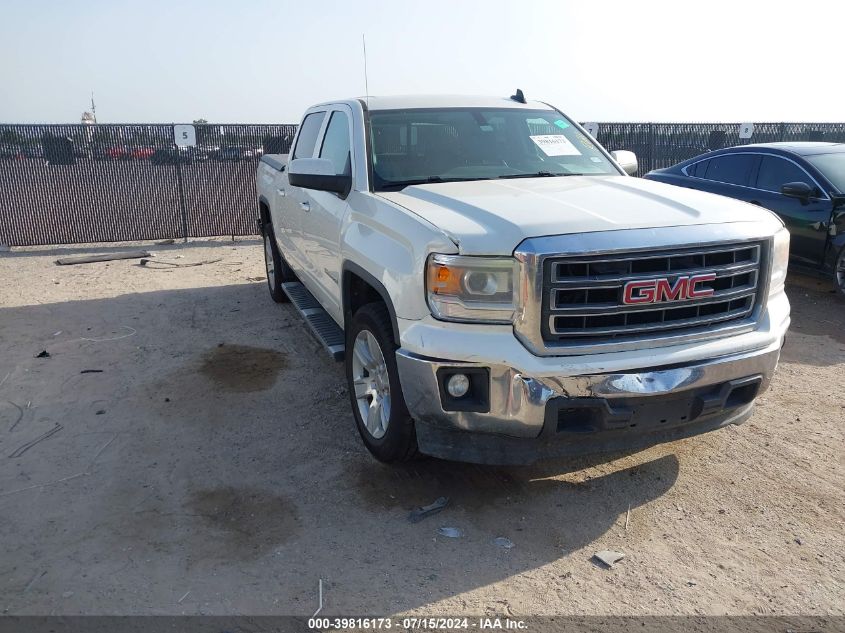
[346,303,418,463]
[262,220,295,303]
[835,245,845,298]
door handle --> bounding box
[300,201,310,212]
[277,188,286,197]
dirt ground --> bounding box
[0,238,842,617]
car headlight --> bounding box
[769,227,790,296]
[426,254,516,323]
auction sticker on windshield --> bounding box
[530,134,581,156]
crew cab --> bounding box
[256,94,791,465]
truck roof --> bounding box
[314,94,555,111]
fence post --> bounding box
[779,122,787,142]
[647,122,654,175]
[173,126,188,243]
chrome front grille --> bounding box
[542,242,763,343]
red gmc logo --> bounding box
[622,273,717,305]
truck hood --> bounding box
[378,175,780,255]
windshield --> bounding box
[368,108,620,191]
[806,151,845,193]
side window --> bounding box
[292,112,325,160]
[686,160,708,177]
[701,154,756,186]
[756,156,811,193]
[319,111,351,176]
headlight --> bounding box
[426,254,516,323]
[769,227,790,296]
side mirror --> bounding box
[781,181,813,201]
[288,158,351,197]
[611,150,638,176]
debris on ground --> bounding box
[155,239,176,245]
[55,251,151,265]
[3,400,23,432]
[8,423,63,458]
[140,258,222,269]
[437,526,463,538]
[35,350,50,358]
[593,550,625,568]
[81,325,137,343]
[408,496,449,523]
[80,369,103,374]
[493,537,515,549]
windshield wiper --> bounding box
[378,176,482,190]
[498,171,584,179]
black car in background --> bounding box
[645,143,845,296]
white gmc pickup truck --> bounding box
[256,93,791,465]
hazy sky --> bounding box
[1,0,842,124]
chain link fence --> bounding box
[0,123,296,246]
[1,121,844,247]
[590,122,845,174]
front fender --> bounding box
[340,192,456,324]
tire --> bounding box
[262,220,296,303]
[835,245,845,299]
[346,302,418,463]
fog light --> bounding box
[446,373,470,398]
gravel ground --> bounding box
[0,239,842,617]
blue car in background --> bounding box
[645,142,845,296]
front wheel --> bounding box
[346,303,418,463]
[835,245,845,298]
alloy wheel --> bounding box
[351,330,391,439]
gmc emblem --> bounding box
[622,273,717,305]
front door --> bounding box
[299,105,355,323]
[750,155,831,266]
[274,109,327,277]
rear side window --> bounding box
[292,112,325,159]
[319,111,351,176]
[701,154,756,186]
[756,155,811,193]
[686,160,709,177]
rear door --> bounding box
[299,105,355,322]
[273,109,326,276]
[749,154,831,266]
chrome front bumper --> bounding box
[396,338,784,464]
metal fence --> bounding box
[0,123,296,246]
[590,122,845,174]
[1,121,844,247]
